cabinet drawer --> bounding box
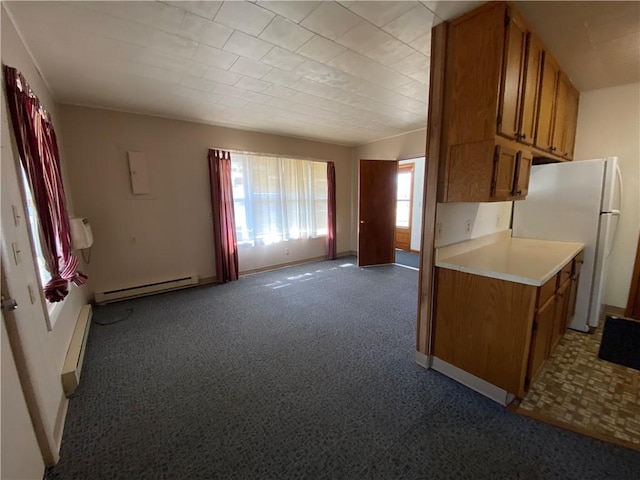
[538,274,558,308]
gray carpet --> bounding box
[395,249,420,269]
[48,257,639,479]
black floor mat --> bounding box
[598,316,640,371]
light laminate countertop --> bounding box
[435,236,584,286]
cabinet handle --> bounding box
[516,190,522,195]
[521,134,527,140]
[550,147,557,152]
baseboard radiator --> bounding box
[62,305,92,397]
[94,275,199,304]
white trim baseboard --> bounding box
[431,356,515,406]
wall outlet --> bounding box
[436,223,443,239]
[284,247,290,255]
[465,219,471,233]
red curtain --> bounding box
[326,162,337,260]
[208,149,239,283]
[4,65,87,302]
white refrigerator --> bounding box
[512,157,622,332]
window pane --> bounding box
[396,200,410,227]
[397,171,412,200]
[20,166,52,288]
[231,155,328,246]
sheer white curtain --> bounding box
[232,154,327,246]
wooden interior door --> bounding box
[626,234,640,320]
[395,163,414,251]
[359,160,397,266]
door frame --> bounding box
[395,162,415,252]
[625,234,640,319]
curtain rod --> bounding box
[208,147,329,164]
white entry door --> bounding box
[1,309,45,479]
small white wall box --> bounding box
[70,217,93,250]
[127,151,150,195]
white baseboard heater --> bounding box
[94,275,199,304]
[62,305,92,397]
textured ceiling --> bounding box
[4,1,639,146]
[517,1,640,92]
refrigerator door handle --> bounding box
[615,163,623,212]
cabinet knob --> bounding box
[550,147,557,152]
[516,190,522,195]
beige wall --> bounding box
[352,129,427,251]
[1,7,89,466]
[58,105,353,292]
[574,82,640,308]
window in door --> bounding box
[395,163,414,251]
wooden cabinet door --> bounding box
[512,151,532,199]
[551,73,569,155]
[498,12,527,140]
[567,256,583,325]
[563,84,579,159]
[519,34,543,146]
[535,53,560,151]
[551,279,571,352]
[492,144,517,200]
[528,296,555,386]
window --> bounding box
[396,164,414,228]
[20,166,52,289]
[231,154,328,247]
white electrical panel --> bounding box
[127,151,150,195]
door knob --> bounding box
[360,220,365,224]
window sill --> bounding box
[46,298,66,331]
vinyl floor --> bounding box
[516,323,640,450]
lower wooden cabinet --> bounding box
[433,251,583,397]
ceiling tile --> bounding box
[420,1,483,21]
[235,76,272,93]
[343,1,418,28]
[261,68,301,87]
[336,22,390,55]
[259,15,314,51]
[262,84,297,99]
[192,43,239,69]
[261,47,307,71]
[383,5,436,43]
[222,31,273,60]
[178,13,233,48]
[203,66,243,86]
[257,1,321,23]
[300,2,363,40]
[366,37,415,66]
[217,96,249,108]
[409,31,432,55]
[149,29,199,57]
[213,84,247,98]
[295,35,347,63]
[165,1,223,20]
[83,1,186,35]
[141,65,182,84]
[242,91,273,104]
[180,75,218,92]
[214,1,275,36]
[329,50,413,89]
[230,57,273,79]
[391,52,429,78]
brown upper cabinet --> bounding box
[437,2,580,203]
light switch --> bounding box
[11,204,21,226]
